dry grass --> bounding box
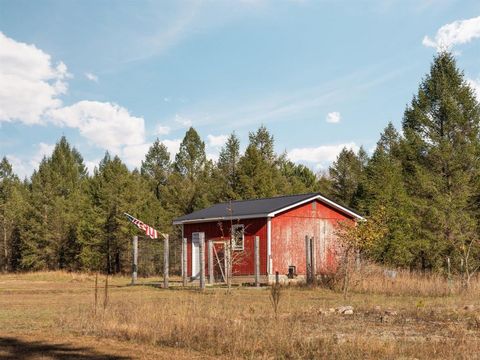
[346,264,480,297]
[2,270,480,359]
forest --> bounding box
[1,52,479,278]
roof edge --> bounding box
[267,194,365,220]
[173,213,270,225]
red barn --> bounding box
[173,193,363,284]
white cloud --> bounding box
[288,142,358,169]
[206,153,219,162]
[84,159,100,175]
[207,134,228,148]
[326,111,341,124]
[423,16,480,51]
[155,124,171,135]
[0,32,68,124]
[122,143,152,168]
[6,155,29,179]
[85,72,98,82]
[48,101,145,153]
[467,78,480,100]
[174,114,192,127]
[161,139,181,160]
[7,142,55,178]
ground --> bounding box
[0,271,479,359]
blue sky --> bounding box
[1,0,480,178]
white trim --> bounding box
[267,195,364,220]
[267,217,272,275]
[173,213,270,225]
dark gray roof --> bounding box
[173,192,363,224]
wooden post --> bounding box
[199,235,206,290]
[254,236,260,287]
[182,237,188,286]
[275,271,280,286]
[310,236,316,284]
[208,240,214,285]
[225,241,232,289]
[355,249,361,271]
[305,235,311,284]
[163,235,169,289]
[131,235,138,285]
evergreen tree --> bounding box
[236,126,285,199]
[215,132,241,200]
[248,125,275,163]
[362,123,415,267]
[0,157,27,271]
[329,147,365,208]
[402,52,480,274]
[170,128,212,214]
[174,127,206,180]
[83,153,160,273]
[141,139,171,201]
[278,155,318,194]
[23,137,87,270]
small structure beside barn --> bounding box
[173,192,364,284]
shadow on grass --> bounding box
[0,337,131,359]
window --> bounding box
[231,224,245,251]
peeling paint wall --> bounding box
[271,200,352,276]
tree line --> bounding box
[1,52,479,276]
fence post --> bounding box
[310,236,316,285]
[254,236,260,287]
[182,237,188,286]
[275,271,280,286]
[208,239,214,285]
[199,235,206,290]
[163,235,169,289]
[131,235,138,285]
[305,235,311,284]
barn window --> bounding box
[231,224,245,251]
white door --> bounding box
[191,232,204,279]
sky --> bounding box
[1,0,480,178]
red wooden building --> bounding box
[173,193,363,284]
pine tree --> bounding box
[402,52,480,276]
[329,147,365,208]
[23,137,87,270]
[362,123,415,267]
[170,128,212,214]
[174,127,206,180]
[248,125,275,163]
[215,132,241,201]
[0,157,27,271]
[141,139,171,201]
[278,155,318,194]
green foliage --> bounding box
[329,147,366,208]
[402,52,480,272]
[0,157,27,271]
[23,137,87,270]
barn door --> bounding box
[212,242,227,283]
[191,232,204,279]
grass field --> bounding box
[1,270,480,359]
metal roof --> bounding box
[173,192,364,224]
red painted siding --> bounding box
[184,218,267,276]
[271,199,352,276]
